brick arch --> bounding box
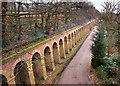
[44,46,55,71]
[63,34,68,38]
[52,42,61,64]
[14,60,31,85]
[74,31,77,43]
[73,31,76,45]
[76,29,79,42]
[78,29,81,41]
[32,52,45,84]
[59,39,65,59]
[2,20,96,84]
[58,36,64,42]
[12,58,22,71]
[0,74,8,86]
[74,31,76,34]
[12,57,25,81]
[52,40,59,47]
[64,36,68,54]
[31,49,42,58]
[43,44,51,54]
[68,34,72,51]
[71,32,74,47]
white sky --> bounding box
[88,0,104,12]
[89,0,120,12]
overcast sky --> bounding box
[89,0,104,12]
[89,0,120,12]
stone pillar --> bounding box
[84,27,86,35]
[53,46,61,64]
[77,31,79,42]
[50,51,56,71]
[84,27,86,36]
[27,63,36,84]
[78,30,81,41]
[73,34,75,47]
[44,49,55,71]
[82,28,84,38]
[64,39,69,54]
[57,46,62,63]
[59,43,66,59]
[79,29,81,41]
[71,35,73,47]
[74,33,77,45]
[63,42,66,59]
[86,27,87,34]
[75,33,77,44]
[70,38,73,50]
[66,39,70,53]
[68,38,72,51]
[44,50,55,71]
[7,73,16,84]
[41,56,47,80]
[77,31,79,43]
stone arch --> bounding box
[74,31,76,45]
[14,61,31,85]
[78,29,81,41]
[71,32,74,47]
[52,42,61,64]
[44,46,55,71]
[81,28,83,39]
[76,30,78,43]
[64,36,68,54]
[32,52,43,84]
[68,34,72,51]
[75,30,78,44]
[0,74,8,86]
[59,39,65,58]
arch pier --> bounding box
[1,20,96,85]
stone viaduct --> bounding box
[1,19,96,85]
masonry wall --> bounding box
[1,19,96,85]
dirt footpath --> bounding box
[58,28,97,84]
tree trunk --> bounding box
[2,2,7,48]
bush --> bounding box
[28,30,39,36]
[91,58,103,69]
[96,65,108,80]
[91,28,106,68]
[94,57,119,84]
[112,57,120,66]
[102,57,113,66]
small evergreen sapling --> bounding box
[91,29,106,69]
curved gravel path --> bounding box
[58,28,97,84]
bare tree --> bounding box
[2,2,7,48]
[101,0,119,57]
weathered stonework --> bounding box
[1,20,96,85]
